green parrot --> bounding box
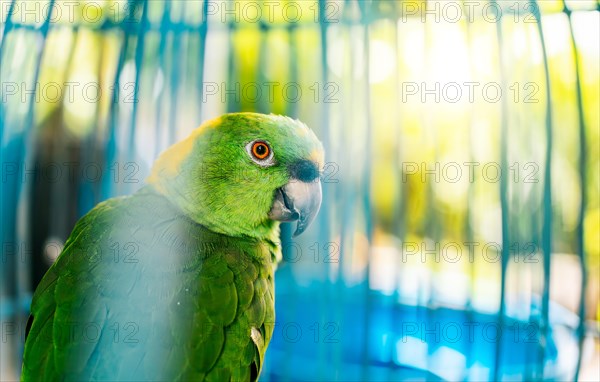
[21,113,324,381]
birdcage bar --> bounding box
[72,31,99,216]
[463,11,479,380]
[102,2,136,201]
[152,1,171,158]
[535,1,556,379]
[167,8,183,147]
[0,0,16,54]
[195,0,210,123]
[490,0,511,378]
[125,0,148,173]
[388,14,408,380]
[17,0,57,313]
[564,1,590,379]
[316,1,335,379]
[0,0,55,375]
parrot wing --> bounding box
[21,187,268,381]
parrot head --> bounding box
[147,113,324,239]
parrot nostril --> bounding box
[289,159,320,183]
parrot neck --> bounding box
[143,183,282,241]
[141,185,283,268]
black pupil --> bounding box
[255,144,267,156]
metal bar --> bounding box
[0,0,17,153]
[285,26,298,119]
[563,1,589,380]
[276,22,299,382]
[463,5,478,379]
[530,1,555,380]
[11,0,57,370]
[102,1,139,200]
[153,0,172,158]
[167,7,182,146]
[126,0,149,178]
[225,20,236,113]
[491,0,510,379]
[195,0,210,123]
[0,0,16,67]
[334,11,356,382]
[0,2,16,286]
[388,13,408,381]
[357,1,374,379]
[317,0,334,379]
[74,29,104,217]
[255,21,269,115]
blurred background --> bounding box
[1,0,599,380]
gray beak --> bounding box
[268,179,322,237]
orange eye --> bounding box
[251,141,270,160]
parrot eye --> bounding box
[246,140,275,166]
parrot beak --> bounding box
[269,179,322,237]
